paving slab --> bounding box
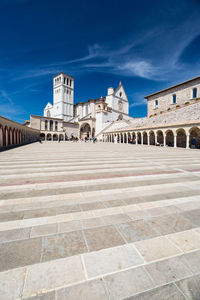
[84,225,125,251]
[22,255,85,298]
[0,267,26,300]
[56,278,109,300]
[145,255,192,286]
[103,266,155,300]
[83,244,144,278]
[0,237,42,271]
[117,219,160,243]
[41,230,88,262]
[125,283,186,300]
[175,274,200,300]
[134,236,182,262]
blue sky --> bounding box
[0,0,200,123]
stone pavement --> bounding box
[0,141,200,300]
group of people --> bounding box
[84,136,97,143]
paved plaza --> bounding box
[0,142,200,299]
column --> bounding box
[126,133,128,144]
[136,133,138,145]
[174,134,177,148]
[186,134,190,149]
[141,133,143,145]
[155,134,157,145]
[164,134,166,147]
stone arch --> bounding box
[143,131,148,145]
[149,131,155,145]
[80,123,91,139]
[15,129,18,144]
[120,133,123,143]
[132,132,136,144]
[189,127,200,149]
[4,126,9,146]
[137,132,141,144]
[46,133,52,141]
[53,134,58,141]
[8,127,12,145]
[166,130,174,147]
[59,134,64,141]
[0,124,3,147]
[12,128,16,144]
[40,133,45,141]
[157,130,164,145]
[127,132,131,143]
[176,128,186,148]
[124,133,127,143]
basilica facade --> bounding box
[27,73,200,149]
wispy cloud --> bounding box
[9,15,200,83]
[0,90,14,105]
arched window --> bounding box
[45,120,48,131]
[55,121,58,131]
[193,87,197,99]
[47,110,51,117]
[155,100,158,108]
[172,94,176,104]
[50,120,53,131]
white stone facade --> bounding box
[44,73,74,121]
[43,73,131,139]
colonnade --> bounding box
[0,116,39,148]
[103,126,200,149]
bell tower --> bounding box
[53,73,74,121]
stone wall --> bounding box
[147,78,200,117]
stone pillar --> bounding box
[164,134,166,147]
[136,133,138,145]
[186,134,190,149]
[155,134,157,145]
[174,134,177,148]
[126,133,128,144]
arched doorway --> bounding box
[143,132,148,145]
[157,130,164,145]
[149,131,155,145]
[5,126,9,146]
[137,132,141,144]
[166,130,174,147]
[127,132,131,143]
[189,127,200,149]
[59,134,64,141]
[47,133,52,141]
[132,132,136,144]
[0,125,3,147]
[177,129,186,148]
[80,123,91,140]
[40,133,45,141]
[53,134,58,141]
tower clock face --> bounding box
[118,101,123,111]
